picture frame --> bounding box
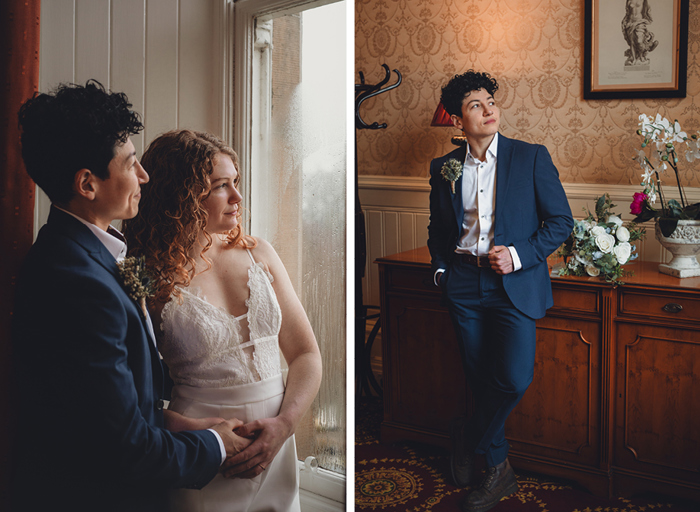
[583,0,689,99]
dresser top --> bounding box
[376,246,700,292]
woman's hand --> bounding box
[220,416,293,479]
[164,409,233,432]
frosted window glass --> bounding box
[251,1,346,474]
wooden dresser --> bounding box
[375,246,700,501]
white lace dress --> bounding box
[160,249,300,512]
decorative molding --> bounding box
[359,175,700,212]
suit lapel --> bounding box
[495,134,514,237]
[48,207,160,351]
[451,145,468,228]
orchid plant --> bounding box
[632,113,700,236]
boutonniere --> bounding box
[117,256,154,317]
[440,158,463,194]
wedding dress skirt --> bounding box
[166,374,300,512]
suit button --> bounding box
[156,399,165,411]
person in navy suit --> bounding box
[11,81,250,512]
[428,70,573,512]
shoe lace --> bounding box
[479,466,498,489]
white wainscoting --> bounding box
[36,0,229,234]
[358,175,700,307]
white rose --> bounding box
[591,225,606,237]
[595,233,616,253]
[586,264,600,277]
[616,225,630,243]
[607,215,623,228]
[613,242,632,265]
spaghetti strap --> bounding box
[245,248,256,265]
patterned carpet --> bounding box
[355,397,699,512]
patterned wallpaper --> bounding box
[355,0,700,187]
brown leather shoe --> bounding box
[461,458,518,512]
[449,417,475,487]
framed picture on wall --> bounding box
[583,0,689,99]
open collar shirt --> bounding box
[433,133,522,284]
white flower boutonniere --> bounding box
[440,158,463,194]
[117,256,154,317]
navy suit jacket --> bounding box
[12,207,222,511]
[427,134,573,319]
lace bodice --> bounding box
[159,249,282,387]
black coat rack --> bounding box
[355,64,401,397]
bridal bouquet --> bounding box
[558,195,645,284]
[631,113,700,236]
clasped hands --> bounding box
[169,411,292,479]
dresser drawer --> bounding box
[551,284,601,315]
[386,268,437,294]
[619,289,700,324]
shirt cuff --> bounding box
[207,428,227,464]
[508,246,522,271]
[434,268,445,286]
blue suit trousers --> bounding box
[442,257,536,467]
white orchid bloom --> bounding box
[647,189,657,204]
[649,150,661,166]
[638,113,653,128]
[656,114,671,131]
[673,120,687,142]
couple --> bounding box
[11,81,322,511]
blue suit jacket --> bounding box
[12,207,222,511]
[427,134,573,319]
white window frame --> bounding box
[230,1,347,508]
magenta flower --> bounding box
[630,192,648,215]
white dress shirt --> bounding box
[434,133,522,284]
[54,206,227,463]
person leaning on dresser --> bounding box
[427,70,573,512]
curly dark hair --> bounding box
[440,70,499,117]
[17,80,143,205]
[122,129,254,304]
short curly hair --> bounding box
[440,70,499,117]
[122,129,254,304]
[17,80,144,205]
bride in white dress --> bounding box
[123,130,322,512]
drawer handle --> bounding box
[662,303,683,313]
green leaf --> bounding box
[667,199,684,218]
[595,195,607,219]
[682,202,700,219]
[658,217,679,237]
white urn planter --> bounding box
[655,219,700,278]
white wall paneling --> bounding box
[144,0,180,142]
[359,175,700,307]
[36,0,229,234]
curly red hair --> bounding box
[123,129,255,304]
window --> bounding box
[234,0,347,484]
